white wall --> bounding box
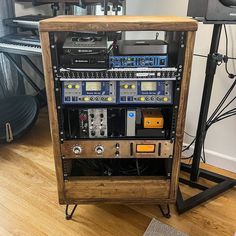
[15,2,52,16]
[126,0,236,172]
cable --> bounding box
[182,138,196,152]
[184,131,195,138]
[206,79,236,126]
[224,25,235,79]
[194,53,236,60]
[135,159,140,176]
[194,53,208,58]
[183,78,236,163]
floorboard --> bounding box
[0,109,235,236]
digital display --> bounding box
[141,82,156,91]
[86,82,101,91]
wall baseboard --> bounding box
[183,143,236,173]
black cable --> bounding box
[193,53,208,58]
[202,140,206,163]
[183,79,236,162]
[213,108,236,121]
[182,138,196,152]
[184,131,195,138]
[181,155,193,160]
[213,97,236,120]
[194,54,236,60]
[183,27,236,164]
[211,112,236,124]
[135,159,140,176]
[207,79,236,125]
[223,25,235,79]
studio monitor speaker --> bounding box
[188,0,236,21]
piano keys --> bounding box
[0,33,41,56]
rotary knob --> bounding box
[73,146,82,155]
[95,145,104,155]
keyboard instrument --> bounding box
[0,33,41,56]
[3,15,51,30]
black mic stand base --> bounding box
[176,23,236,214]
[176,163,236,214]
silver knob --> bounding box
[73,146,82,155]
[95,145,104,155]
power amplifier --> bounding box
[109,55,168,68]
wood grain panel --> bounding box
[39,17,198,205]
[61,140,173,159]
[39,16,198,32]
[64,177,171,204]
[40,32,65,204]
[170,31,196,199]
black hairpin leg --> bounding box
[65,204,78,220]
[158,204,171,218]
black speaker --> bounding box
[188,0,236,21]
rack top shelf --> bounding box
[39,15,198,32]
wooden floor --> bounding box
[0,109,235,236]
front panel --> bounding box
[62,81,116,104]
[119,80,173,104]
[61,140,174,159]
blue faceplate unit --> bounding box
[109,55,168,68]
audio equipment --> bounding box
[62,80,173,105]
[60,68,177,81]
[88,109,108,138]
[62,33,107,55]
[78,110,89,138]
[63,107,170,140]
[187,0,236,21]
[40,15,197,215]
[65,139,174,158]
[78,109,108,139]
[117,39,168,55]
[60,54,108,68]
[109,55,168,68]
[62,81,116,104]
[126,110,136,136]
[61,33,108,68]
[118,81,173,104]
[142,109,164,129]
